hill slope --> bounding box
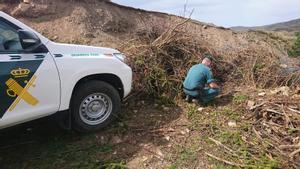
[0,1,295,58]
[232,18,300,34]
[1,0,299,94]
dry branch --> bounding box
[205,152,253,168]
[208,137,239,158]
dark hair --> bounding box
[204,53,214,61]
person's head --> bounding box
[201,53,213,67]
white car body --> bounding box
[0,11,132,129]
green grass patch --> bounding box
[99,160,128,169]
[288,33,300,58]
[168,164,178,169]
[187,104,198,119]
[170,145,199,168]
[233,94,248,104]
[211,107,241,121]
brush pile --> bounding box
[247,88,300,167]
[121,20,213,99]
[121,20,300,99]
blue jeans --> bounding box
[184,87,220,103]
[200,87,220,103]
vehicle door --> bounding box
[0,17,60,128]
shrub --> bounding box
[288,33,300,57]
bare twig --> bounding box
[279,142,300,150]
[287,107,300,115]
[250,102,267,111]
[265,109,283,115]
[252,127,262,140]
[208,137,239,158]
[289,149,300,159]
[205,152,253,168]
[280,104,294,128]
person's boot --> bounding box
[185,95,192,103]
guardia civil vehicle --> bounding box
[0,12,132,132]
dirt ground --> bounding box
[0,98,204,169]
[1,86,299,169]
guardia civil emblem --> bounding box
[5,67,39,111]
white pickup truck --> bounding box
[0,12,132,132]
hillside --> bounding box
[1,0,299,70]
[0,0,300,169]
[232,18,300,34]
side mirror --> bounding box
[18,30,41,51]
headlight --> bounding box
[113,53,126,62]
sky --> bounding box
[112,0,300,27]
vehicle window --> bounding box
[0,19,22,53]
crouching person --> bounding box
[183,54,220,104]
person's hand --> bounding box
[209,82,219,89]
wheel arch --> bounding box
[71,73,124,100]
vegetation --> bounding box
[288,33,300,57]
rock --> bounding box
[202,25,208,29]
[163,107,170,111]
[156,149,164,158]
[197,107,204,112]
[23,0,31,4]
[228,120,237,127]
[164,135,170,141]
[192,99,199,104]
[142,156,148,162]
[101,136,105,141]
[258,92,266,96]
[247,100,255,109]
[111,136,122,144]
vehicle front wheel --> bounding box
[71,80,121,133]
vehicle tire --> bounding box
[71,80,121,133]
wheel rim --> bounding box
[79,93,113,126]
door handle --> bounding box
[35,55,45,59]
[9,55,21,60]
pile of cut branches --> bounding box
[121,20,213,99]
[247,90,300,168]
[121,20,300,99]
